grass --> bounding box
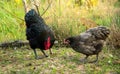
[0,47,120,74]
[0,0,25,42]
[0,0,117,42]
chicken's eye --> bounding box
[67,40,70,43]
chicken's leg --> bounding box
[33,49,38,59]
[94,54,99,62]
[80,55,88,63]
[40,49,48,57]
[49,49,52,54]
[89,54,99,63]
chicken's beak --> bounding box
[63,39,70,44]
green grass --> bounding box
[0,47,119,74]
[0,0,117,42]
[0,0,25,42]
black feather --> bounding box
[25,9,55,59]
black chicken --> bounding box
[25,9,55,59]
[64,26,110,63]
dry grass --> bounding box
[0,47,119,74]
[107,24,120,49]
[0,0,119,43]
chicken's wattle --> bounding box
[44,37,51,50]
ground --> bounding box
[0,47,120,74]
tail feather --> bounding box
[86,26,110,40]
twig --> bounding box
[33,0,40,16]
[0,7,24,21]
[41,0,52,16]
[22,0,27,14]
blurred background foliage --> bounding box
[0,0,120,49]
